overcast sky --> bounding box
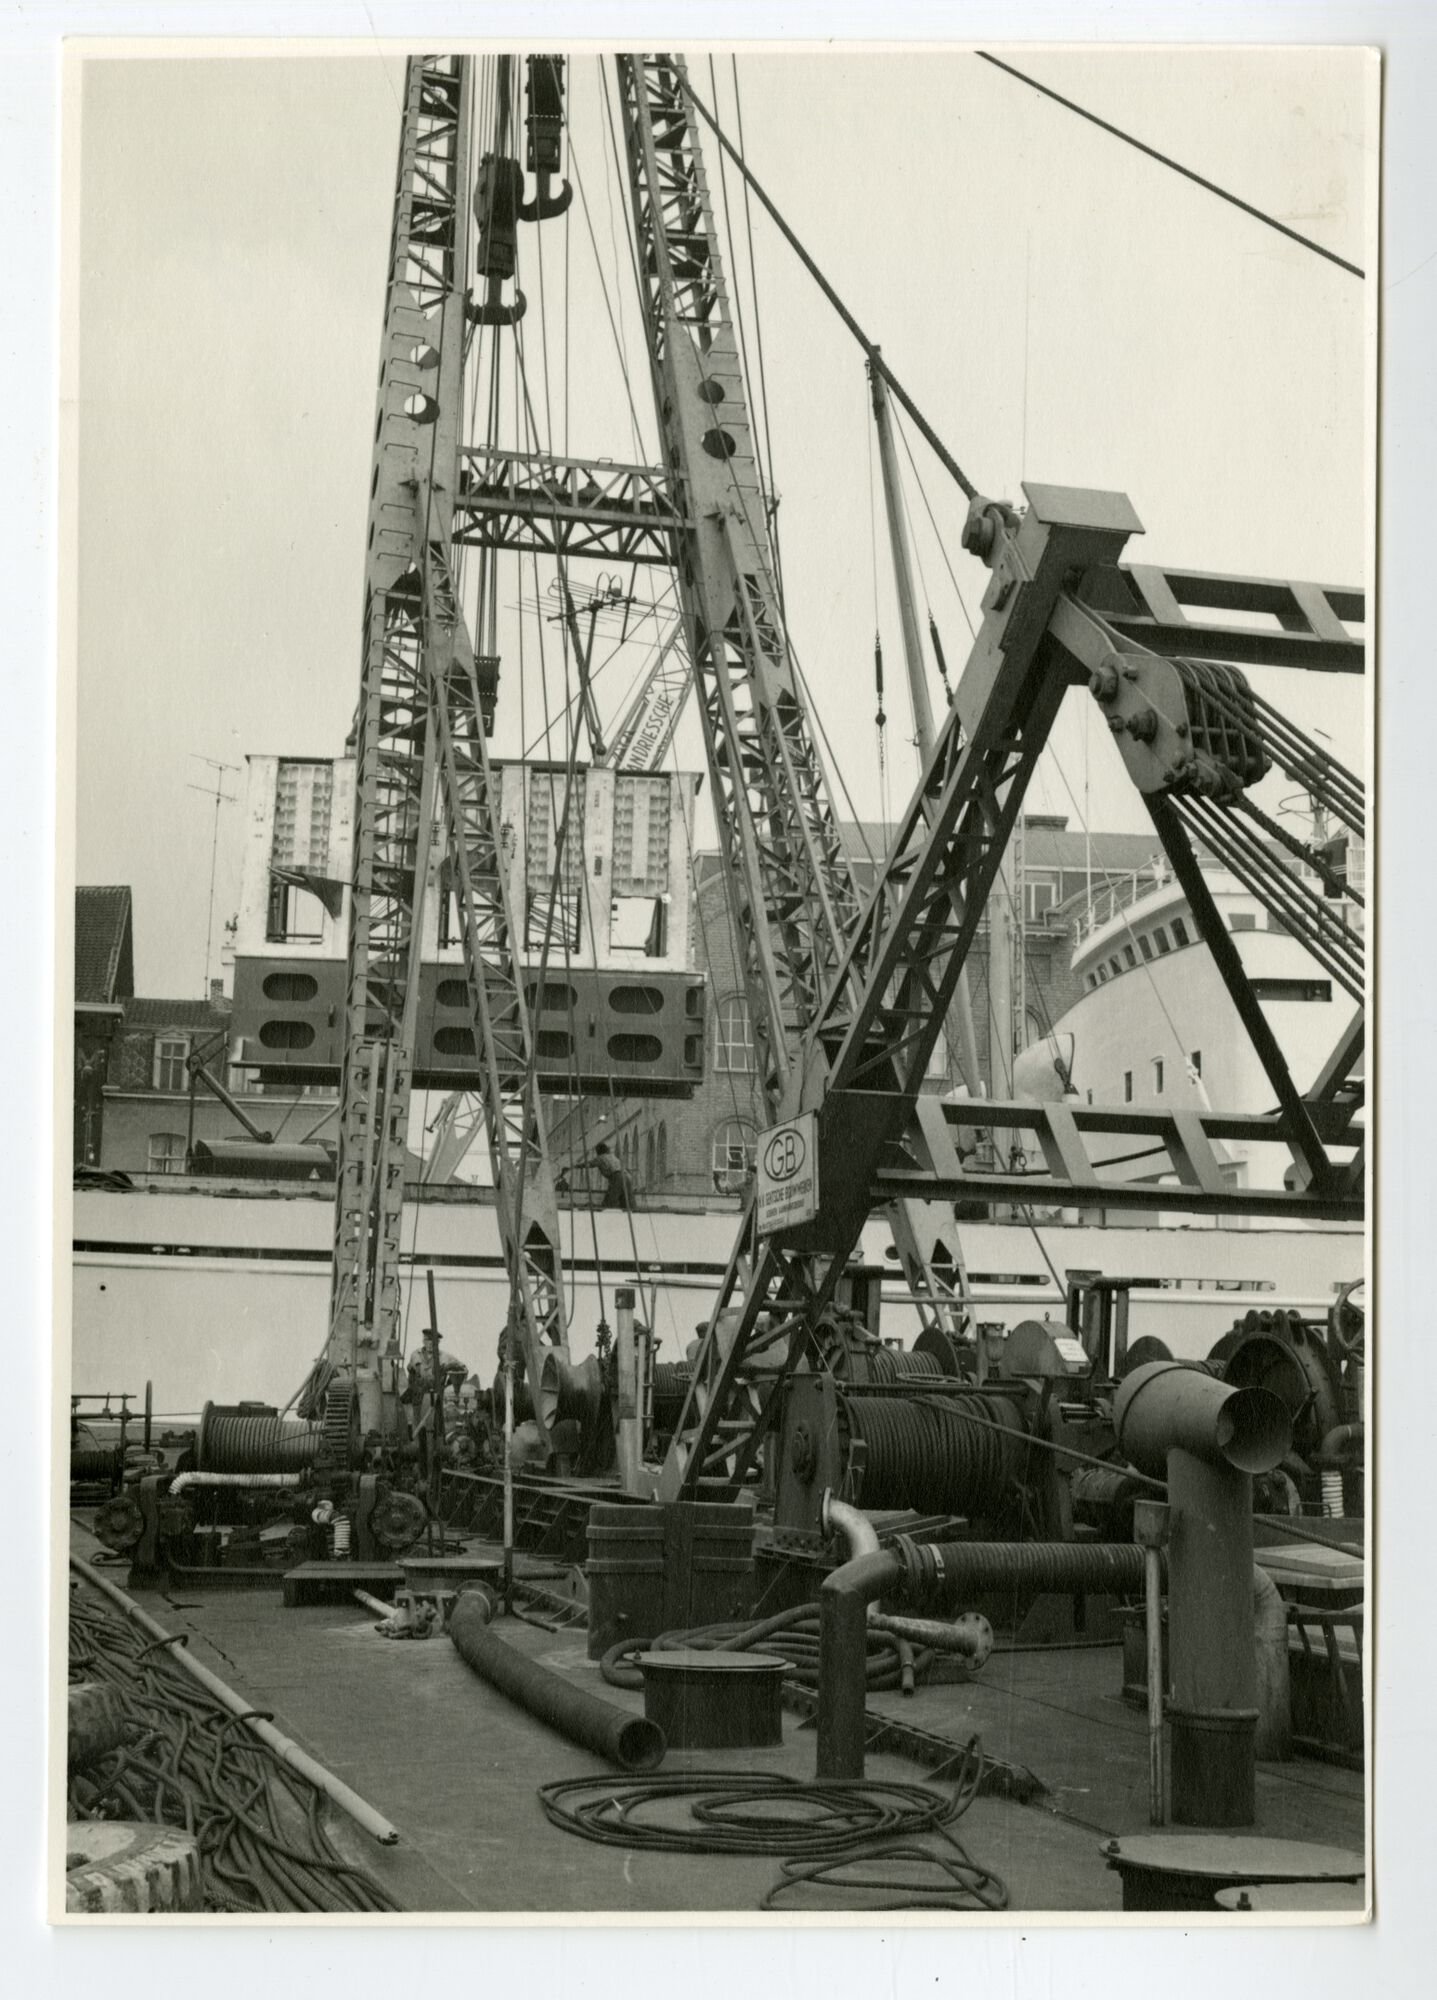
[71,44,1372,996]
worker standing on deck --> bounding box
[591,1140,633,1211]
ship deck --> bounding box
[69,1523,1364,1916]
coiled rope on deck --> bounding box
[601,1604,936,1697]
[538,1754,1008,1912]
[67,1579,401,1914]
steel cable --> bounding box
[843,1391,1023,1517]
[539,1752,1008,1911]
[601,1605,935,1697]
[67,1582,401,1914]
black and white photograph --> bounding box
[51,30,1377,1926]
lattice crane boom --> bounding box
[323,54,567,1448]
[613,56,978,1397]
[661,477,1366,1494]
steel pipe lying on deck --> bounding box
[449,1589,665,1772]
[69,1553,400,1844]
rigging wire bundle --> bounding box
[67,1578,400,1915]
[538,1751,1008,1912]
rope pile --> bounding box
[539,1753,1008,1912]
[67,1579,401,1914]
[601,1604,938,1698]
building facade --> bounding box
[91,985,344,1180]
[227,753,707,1100]
[545,816,1167,1203]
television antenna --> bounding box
[187,756,239,998]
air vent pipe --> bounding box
[1114,1362,1292,1826]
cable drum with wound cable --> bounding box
[195,1402,322,1475]
[841,1390,1027,1517]
[69,1447,124,1487]
[837,1343,945,1386]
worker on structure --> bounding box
[591,1140,633,1211]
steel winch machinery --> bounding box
[771,1315,1135,1556]
[1205,1283,1366,1519]
[768,1279,1366,1566]
[91,1387,444,1581]
[69,1384,160,1505]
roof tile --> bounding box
[74,887,134,1004]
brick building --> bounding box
[545,816,1166,1203]
[75,886,350,1180]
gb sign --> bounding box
[755,1111,820,1234]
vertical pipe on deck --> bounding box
[615,1286,642,1494]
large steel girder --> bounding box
[873,1093,1364,1222]
[654,490,1143,1497]
[453,446,685,566]
[619,54,987,1493]
[807,487,1144,1095]
[615,54,861,1088]
[1076,561,1364,674]
[329,56,468,1386]
[607,624,692,772]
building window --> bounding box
[1190,1049,1202,1078]
[1153,927,1171,955]
[714,995,755,1073]
[1122,944,1137,969]
[644,1128,655,1187]
[1085,973,1097,992]
[1123,1071,1133,1103]
[1153,1058,1165,1095]
[1170,917,1190,947]
[1138,933,1154,961]
[711,1120,758,1185]
[1024,870,1060,923]
[526,769,585,891]
[152,1036,190,1092]
[525,770,585,953]
[1108,957,1122,980]
[273,760,333,867]
[267,760,335,942]
[266,880,328,945]
[656,1122,668,1187]
[612,775,672,897]
[147,1132,187,1175]
[1229,912,1258,932]
[611,894,666,957]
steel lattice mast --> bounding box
[613,55,979,1493]
[324,55,567,1447]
